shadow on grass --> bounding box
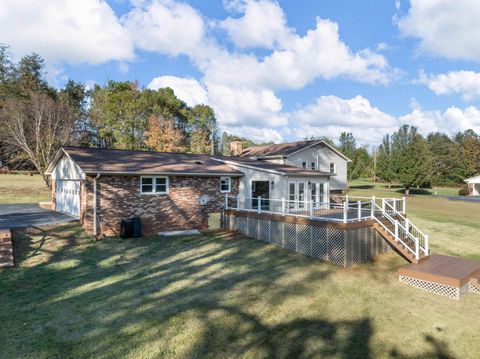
[1,223,456,359]
[390,334,456,359]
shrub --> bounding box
[458,188,469,196]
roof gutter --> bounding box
[83,171,244,177]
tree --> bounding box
[391,125,432,195]
[350,147,372,180]
[145,115,187,152]
[427,132,464,185]
[338,132,358,180]
[189,105,218,154]
[455,129,480,178]
[0,92,76,186]
[377,134,395,187]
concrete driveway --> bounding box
[0,204,77,229]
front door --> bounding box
[288,181,307,211]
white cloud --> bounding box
[122,0,205,57]
[206,83,288,127]
[148,75,208,106]
[398,0,480,61]
[0,0,134,65]
[219,0,293,49]
[419,70,480,101]
[202,18,394,90]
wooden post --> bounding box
[393,198,397,213]
[357,201,361,220]
[257,196,261,213]
[415,238,420,260]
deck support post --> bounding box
[357,201,361,220]
[236,196,240,210]
[257,196,261,213]
[281,198,286,215]
[371,196,375,218]
[415,238,420,260]
[405,218,410,236]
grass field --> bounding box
[0,173,50,204]
[1,178,479,358]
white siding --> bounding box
[286,144,348,191]
[226,164,284,199]
[52,154,84,180]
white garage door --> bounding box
[56,180,80,217]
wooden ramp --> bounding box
[398,254,480,299]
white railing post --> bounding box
[236,196,240,210]
[405,218,410,236]
[393,198,397,213]
[257,196,261,213]
[371,196,375,218]
[281,198,286,215]
[309,201,314,218]
[343,201,348,223]
[394,220,399,240]
[382,198,385,212]
[415,238,420,260]
[225,194,228,209]
[424,234,429,256]
[357,201,361,220]
[402,196,406,214]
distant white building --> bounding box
[465,175,480,196]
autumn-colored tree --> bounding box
[145,115,187,152]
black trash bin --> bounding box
[120,217,142,238]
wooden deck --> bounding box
[399,254,480,287]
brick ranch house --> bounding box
[45,141,349,237]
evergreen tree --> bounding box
[391,125,432,195]
[377,134,395,187]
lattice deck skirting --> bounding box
[470,283,480,295]
[223,212,389,267]
[399,275,471,300]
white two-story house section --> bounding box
[240,140,351,194]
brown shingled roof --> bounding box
[212,156,331,177]
[56,147,244,175]
[240,140,319,157]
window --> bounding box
[311,162,316,170]
[220,177,231,193]
[141,176,168,194]
[330,163,336,174]
[302,161,307,168]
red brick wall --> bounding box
[81,175,239,237]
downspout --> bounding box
[93,173,101,238]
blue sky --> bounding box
[1,0,480,144]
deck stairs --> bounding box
[371,200,429,264]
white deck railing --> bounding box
[224,194,428,260]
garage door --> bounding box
[56,180,80,217]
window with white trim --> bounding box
[302,162,307,168]
[330,163,336,174]
[141,176,168,194]
[220,177,231,193]
[311,162,316,170]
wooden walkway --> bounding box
[398,254,480,299]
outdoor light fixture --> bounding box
[271,181,275,189]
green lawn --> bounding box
[0,173,50,204]
[1,222,480,359]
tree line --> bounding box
[327,127,480,194]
